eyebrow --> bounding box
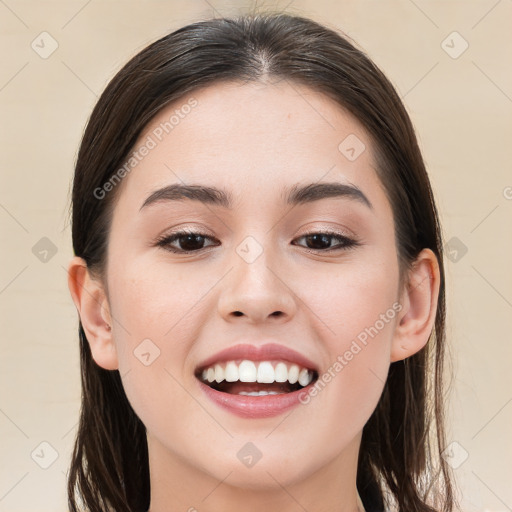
[139,181,373,211]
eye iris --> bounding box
[179,234,205,251]
[305,234,331,249]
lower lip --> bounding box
[197,380,313,419]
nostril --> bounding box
[230,310,283,318]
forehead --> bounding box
[113,80,383,211]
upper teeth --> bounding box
[201,360,314,387]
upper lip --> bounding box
[195,343,319,373]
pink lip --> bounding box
[195,343,318,372]
[197,379,314,418]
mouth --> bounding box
[195,360,319,396]
[194,343,320,418]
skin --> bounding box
[68,80,440,512]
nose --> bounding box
[217,243,297,324]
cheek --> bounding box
[107,256,215,355]
[107,262,209,444]
[295,258,399,426]
[105,259,208,414]
[302,254,400,348]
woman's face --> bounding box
[104,80,402,489]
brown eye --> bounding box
[304,234,333,250]
[293,231,359,252]
[175,233,207,251]
[155,231,219,253]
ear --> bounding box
[67,256,119,370]
[390,248,441,363]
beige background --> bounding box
[1,1,511,510]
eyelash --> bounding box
[154,228,360,254]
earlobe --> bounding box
[390,249,440,363]
[67,256,119,370]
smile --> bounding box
[199,360,316,395]
[195,343,319,418]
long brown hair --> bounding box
[68,12,456,512]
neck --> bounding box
[147,431,365,512]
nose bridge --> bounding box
[217,234,296,322]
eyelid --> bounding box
[292,220,358,240]
[153,223,215,244]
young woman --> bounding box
[66,13,457,512]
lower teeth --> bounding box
[238,390,284,396]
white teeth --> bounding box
[298,368,312,387]
[256,361,275,383]
[288,364,299,384]
[274,362,288,382]
[214,364,224,383]
[239,360,257,382]
[200,360,314,387]
[238,390,282,396]
[224,361,239,382]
